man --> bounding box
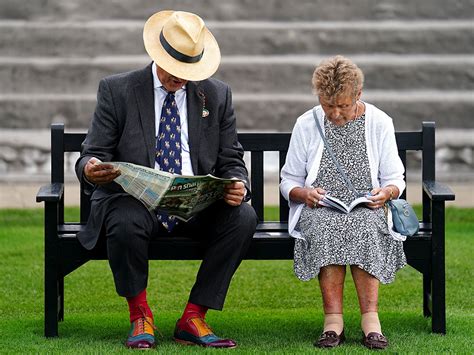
[75,10,258,349]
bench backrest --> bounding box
[50,122,436,225]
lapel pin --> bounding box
[198,91,208,118]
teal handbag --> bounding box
[387,199,419,236]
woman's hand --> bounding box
[290,186,326,209]
[366,186,398,209]
[307,187,327,208]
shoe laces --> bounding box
[136,305,163,338]
[191,316,214,335]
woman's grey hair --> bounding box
[312,55,364,101]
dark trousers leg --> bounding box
[104,196,156,297]
[186,201,258,310]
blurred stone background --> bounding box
[0,0,472,207]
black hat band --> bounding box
[160,31,204,64]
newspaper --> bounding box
[98,161,239,221]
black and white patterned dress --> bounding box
[294,115,406,284]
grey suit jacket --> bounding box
[75,63,250,249]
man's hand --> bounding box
[84,157,120,185]
[223,180,246,206]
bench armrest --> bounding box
[422,181,455,201]
[36,183,64,203]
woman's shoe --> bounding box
[314,330,345,348]
[362,332,388,350]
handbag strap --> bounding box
[312,107,362,197]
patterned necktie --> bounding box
[156,91,182,231]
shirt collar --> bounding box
[151,62,186,92]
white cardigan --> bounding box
[280,102,406,239]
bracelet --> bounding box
[386,187,394,201]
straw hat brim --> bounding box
[143,11,221,81]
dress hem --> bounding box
[294,260,407,285]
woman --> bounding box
[280,55,406,350]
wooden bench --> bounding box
[37,122,454,337]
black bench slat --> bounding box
[395,131,423,150]
[238,133,291,151]
[63,134,86,152]
[58,222,291,235]
[57,222,434,264]
[279,150,289,222]
[251,151,265,221]
[58,224,429,237]
[63,131,304,152]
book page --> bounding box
[320,195,349,213]
[347,196,371,211]
[321,194,371,213]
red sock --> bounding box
[179,302,208,325]
[126,289,153,323]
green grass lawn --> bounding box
[0,206,473,353]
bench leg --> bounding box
[423,269,432,317]
[58,277,64,322]
[43,201,63,337]
[431,202,446,334]
[431,259,446,333]
[44,266,59,337]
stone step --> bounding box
[218,55,474,92]
[1,20,473,57]
[1,55,473,94]
[2,0,472,21]
[0,91,472,131]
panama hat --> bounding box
[143,10,221,81]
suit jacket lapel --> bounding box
[134,64,156,168]
[186,81,203,174]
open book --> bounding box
[319,194,371,214]
[97,161,240,221]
